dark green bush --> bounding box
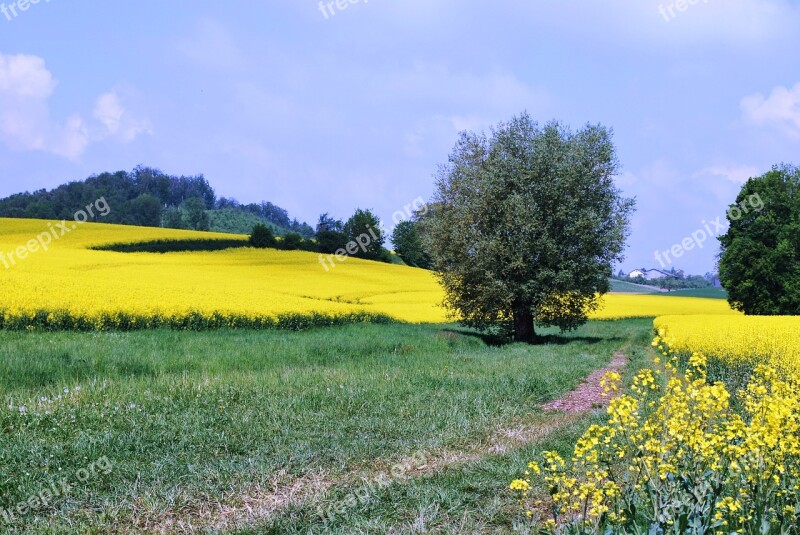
[250,223,277,248]
[91,239,249,253]
[280,232,303,250]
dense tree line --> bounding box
[1,165,429,267]
[0,166,313,236]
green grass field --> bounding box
[608,279,660,293]
[0,320,652,533]
[659,286,728,299]
[609,279,728,300]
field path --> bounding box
[141,350,630,533]
[541,352,627,413]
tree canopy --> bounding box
[423,113,634,343]
[719,164,800,315]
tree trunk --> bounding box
[513,305,535,343]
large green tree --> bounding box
[423,114,634,343]
[718,164,800,315]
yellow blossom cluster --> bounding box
[512,346,800,534]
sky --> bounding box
[0,0,799,275]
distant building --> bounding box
[628,268,677,281]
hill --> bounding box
[0,166,314,237]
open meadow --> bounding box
[0,220,762,533]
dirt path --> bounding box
[541,352,628,413]
[142,351,630,533]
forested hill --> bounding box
[0,166,314,237]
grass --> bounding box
[608,279,659,293]
[659,286,728,299]
[609,280,728,300]
[0,319,653,533]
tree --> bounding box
[250,223,277,248]
[128,194,163,227]
[718,164,800,315]
[280,232,303,250]
[183,197,210,231]
[392,221,430,268]
[316,213,343,233]
[423,113,634,343]
[343,209,385,260]
[162,208,185,229]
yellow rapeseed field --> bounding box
[0,218,736,329]
[654,315,800,372]
[593,294,737,320]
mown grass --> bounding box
[608,279,659,294]
[0,319,652,533]
[660,287,728,299]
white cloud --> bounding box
[0,52,151,160]
[93,91,152,142]
[695,165,761,184]
[741,82,800,137]
[0,53,56,98]
[0,53,55,152]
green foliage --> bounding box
[424,113,635,342]
[90,239,248,254]
[279,232,304,251]
[183,197,210,231]
[128,193,163,227]
[316,230,348,254]
[343,209,385,260]
[208,208,280,235]
[162,207,186,229]
[391,220,430,268]
[249,224,277,248]
[0,166,314,235]
[719,164,800,315]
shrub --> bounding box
[280,232,303,250]
[316,229,348,254]
[250,223,277,248]
[511,340,800,534]
[91,239,248,253]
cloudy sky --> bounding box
[0,0,798,274]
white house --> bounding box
[628,268,676,281]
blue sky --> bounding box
[0,0,798,275]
